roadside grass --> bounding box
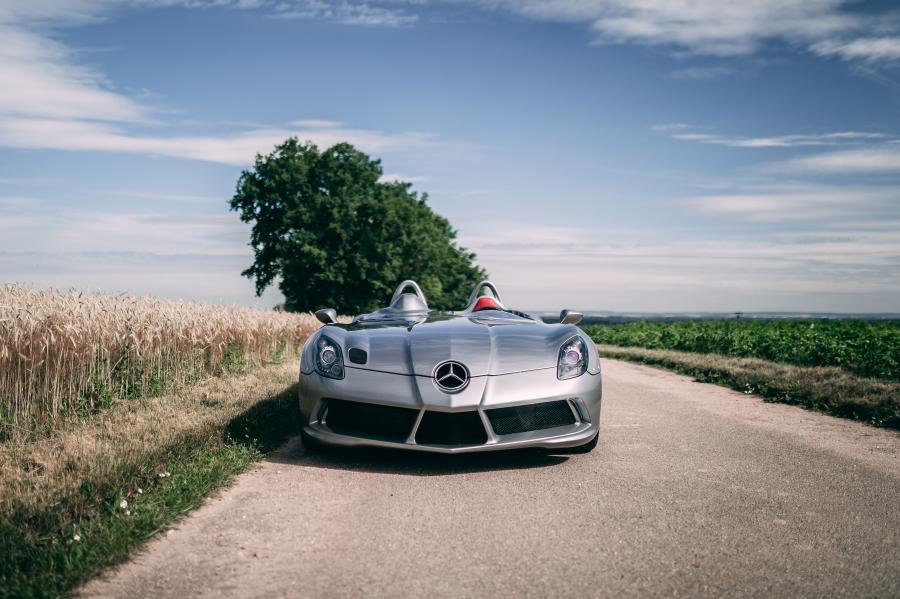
[599,345,900,430]
[0,361,302,598]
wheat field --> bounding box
[0,284,319,433]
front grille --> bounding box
[486,400,576,435]
[415,410,488,446]
[325,399,418,442]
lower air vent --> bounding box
[325,399,418,441]
[415,410,488,446]
[486,400,576,435]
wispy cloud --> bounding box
[0,26,151,124]
[289,119,344,128]
[108,190,226,204]
[660,125,900,217]
[4,0,900,63]
[459,223,900,311]
[651,122,692,132]
[0,117,437,164]
[0,0,416,27]
[379,173,429,184]
[445,0,900,76]
[686,185,900,222]
[0,195,40,208]
[0,251,286,306]
[0,1,435,164]
[659,124,900,174]
[812,37,900,62]
[459,0,866,57]
[670,65,736,80]
[773,146,900,174]
[659,125,891,148]
[269,1,418,26]
[0,0,419,28]
[0,206,247,255]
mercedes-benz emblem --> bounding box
[433,360,470,392]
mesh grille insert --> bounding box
[325,399,418,441]
[415,410,488,446]
[486,400,576,435]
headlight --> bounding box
[315,334,345,379]
[557,335,588,380]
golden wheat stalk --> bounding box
[0,284,318,430]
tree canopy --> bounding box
[230,139,487,313]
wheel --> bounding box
[555,432,598,454]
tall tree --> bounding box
[230,139,486,313]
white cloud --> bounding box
[670,65,736,80]
[0,195,41,208]
[0,0,420,28]
[453,1,900,70]
[0,1,119,25]
[661,125,900,174]
[0,198,280,304]
[0,207,247,255]
[686,185,900,222]
[0,117,436,164]
[651,122,692,132]
[0,251,286,307]
[460,0,863,56]
[812,37,900,62]
[270,2,418,26]
[108,190,226,204]
[459,223,900,311]
[379,173,429,184]
[0,26,151,123]
[9,215,894,311]
[662,126,891,148]
[3,0,899,62]
[0,0,421,27]
[0,1,434,165]
[0,11,435,165]
[289,119,344,128]
[774,146,900,174]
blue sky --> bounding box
[1,0,899,312]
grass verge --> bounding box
[0,362,302,598]
[599,345,900,430]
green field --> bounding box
[586,320,900,381]
[587,319,900,429]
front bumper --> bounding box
[298,365,602,454]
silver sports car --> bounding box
[298,280,601,453]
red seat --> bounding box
[473,297,501,312]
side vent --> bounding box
[348,348,368,365]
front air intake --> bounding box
[325,399,418,441]
[415,410,488,445]
[486,400,576,435]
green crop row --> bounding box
[586,320,900,381]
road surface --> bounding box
[81,359,900,598]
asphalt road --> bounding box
[81,359,900,598]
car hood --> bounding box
[327,313,580,377]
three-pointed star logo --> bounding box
[433,361,470,392]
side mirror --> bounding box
[560,309,583,326]
[315,308,338,325]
